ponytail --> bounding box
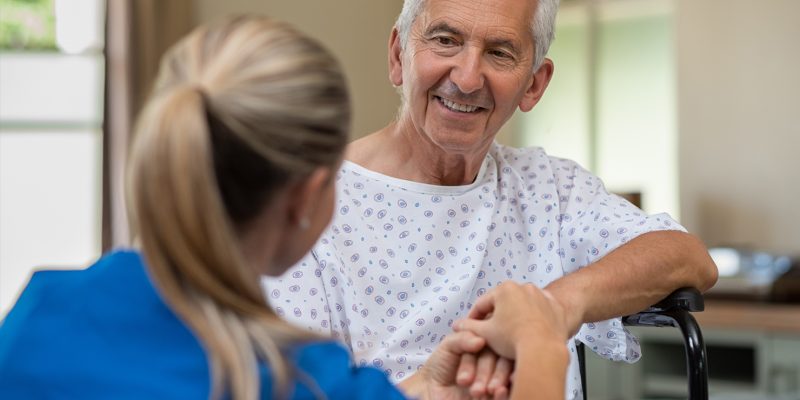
[129,85,307,399]
[127,16,349,399]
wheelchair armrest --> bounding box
[623,287,704,327]
[576,288,708,399]
[577,287,709,400]
[648,287,704,312]
[619,287,709,399]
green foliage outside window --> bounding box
[0,0,56,51]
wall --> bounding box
[676,0,800,253]
[519,2,679,218]
[194,0,800,253]
[194,0,402,139]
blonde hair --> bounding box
[126,16,350,399]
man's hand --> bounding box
[455,349,513,399]
[451,282,571,400]
[399,331,510,400]
[450,284,573,400]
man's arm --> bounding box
[545,230,718,335]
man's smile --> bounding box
[435,96,483,113]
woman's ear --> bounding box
[263,166,335,274]
[287,166,333,229]
[389,28,404,87]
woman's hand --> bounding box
[452,282,567,398]
[450,282,571,400]
[453,282,569,360]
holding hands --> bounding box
[455,282,570,359]
[404,282,571,400]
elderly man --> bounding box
[265,0,718,398]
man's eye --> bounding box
[435,36,456,46]
[490,50,513,60]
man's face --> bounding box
[393,0,539,154]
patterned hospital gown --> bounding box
[263,142,685,400]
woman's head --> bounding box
[131,15,350,276]
[126,16,349,399]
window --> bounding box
[0,0,106,314]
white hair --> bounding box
[395,0,560,70]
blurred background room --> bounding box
[0,0,798,399]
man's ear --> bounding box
[288,166,332,227]
[388,27,404,87]
[519,58,555,112]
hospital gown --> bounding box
[263,142,686,400]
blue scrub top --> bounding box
[0,250,406,400]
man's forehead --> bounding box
[418,0,534,42]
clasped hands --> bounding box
[399,281,574,400]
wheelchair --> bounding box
[577,287,708,400]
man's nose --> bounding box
[450,47,485,94]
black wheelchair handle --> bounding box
[648,287,705,312]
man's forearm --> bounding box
[545,230,718,332]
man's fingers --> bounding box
[487,356,513,394]
[422,331,485,387]
[470,349,497,398]
[441,330,486,354]
[456,353,477,387]
[492,386,510,400]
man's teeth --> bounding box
[440,97,479,113]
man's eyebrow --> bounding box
[424,21,462,37]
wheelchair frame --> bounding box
[577,287,708,400]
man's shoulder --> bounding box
[343,129,396,169]
[490,143,586,175]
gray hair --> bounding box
[395,0,560,70]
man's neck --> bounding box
[345,120,492,186]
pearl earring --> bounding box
[299,217,310,230]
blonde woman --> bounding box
[0,16,569,400]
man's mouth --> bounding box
[436,96,482,113]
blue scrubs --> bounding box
[0,251,406,399]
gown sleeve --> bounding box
[550,156,686,363]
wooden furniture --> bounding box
[695,301,800,334]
